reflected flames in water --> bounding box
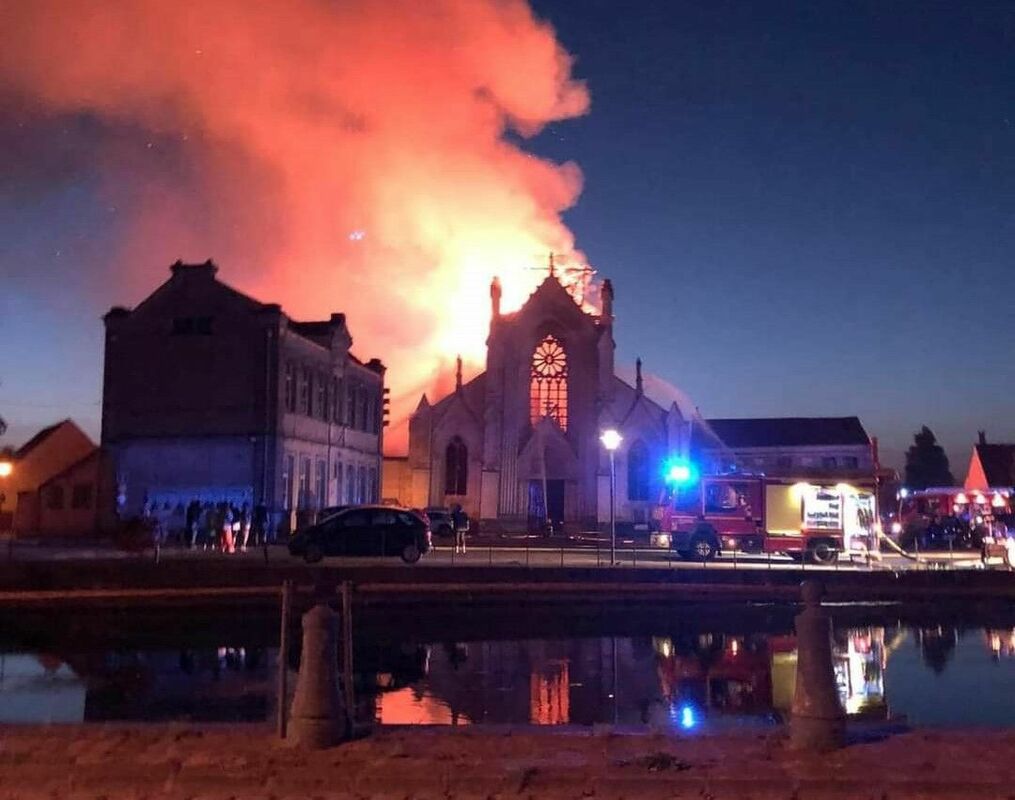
[2,626,1014,727]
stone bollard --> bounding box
[790,580,845,751]
[288,603,346,748]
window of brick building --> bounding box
[298,369,310,415]
[345,465,355,504]
[298,457,311,509]
[315,374,326,419]
[46,485,65,510]
[316,460,327,509]
[71,483,92,509]
[171,316,213,335]
[284,363,296,413]
[282,454,294,510]
[345,381,355,427]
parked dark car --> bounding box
[289,505,431,564]
[424,507,454,538]
[318,504,351,521]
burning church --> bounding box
[397,262,702,531]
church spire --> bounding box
[548,252,556,278]
[635,357,643,394]
[490,275,502,319]
[601,278,614,323]
[455,354,463,391]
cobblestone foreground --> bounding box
[2,725,1015,800]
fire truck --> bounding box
[889,487,1012,551]
[649,462,878,563]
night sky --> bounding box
[529,0,1015,469]
[2,0,1014,472]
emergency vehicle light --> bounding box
[664,458,698,486]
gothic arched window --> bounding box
[627,440,651,501]
[445,436,468,495]
[530,335,568,430]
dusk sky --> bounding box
[1,0,1013,473]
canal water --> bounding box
[2,607,1014,729]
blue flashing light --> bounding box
[670,702,699,731]
[664,458,698,486]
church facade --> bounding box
[405,269,697,530]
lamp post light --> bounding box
[599,429,622,565]
[0,457,12,543]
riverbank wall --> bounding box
[0,558,1013,607]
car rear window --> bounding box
[397,512,419,526]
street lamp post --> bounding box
[599,429,622,566]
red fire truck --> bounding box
[889,487,1012,550]
[650,466,878,564]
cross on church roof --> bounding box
[528,252,597,305]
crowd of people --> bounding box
[142,499,271,552]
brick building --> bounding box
[0,419,109,536]
[102,260,384,531]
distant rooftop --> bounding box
[973,443,1015,487]
[705,417,870,449]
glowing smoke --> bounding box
[0,0,590,450]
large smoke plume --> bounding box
[0,0,589,450]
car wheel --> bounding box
[401,542,421,564]
[690,534,716,561]
[304,544,323,564]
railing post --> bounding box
[340,581,354,730]
[276,579,293,739]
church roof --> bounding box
[429,372,487,425]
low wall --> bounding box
[0,557,1013,606]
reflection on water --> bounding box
[3,625,1014,728]
[367,625,1015,730]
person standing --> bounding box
[452,504,469,554]
[252,502,268,546]
[238,503,252,552]
[220,503,235,553]
[185,499,201,549]
[203,502,219,551]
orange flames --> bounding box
[0,0,590,451]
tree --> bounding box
[904,426,955,489]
